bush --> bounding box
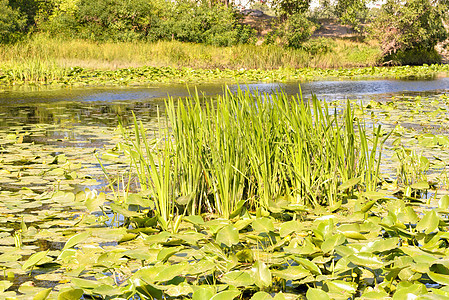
[273,0,311,18]
[371,0,448,62]
[300,37,334,55]
[0,0,26,43]
[383,47,442,65]
[283,13,315,49]
[335,0,368,32]
[40,0,255,46]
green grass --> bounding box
[0,34,381,70]
[0,35,448,86]
[120,87,386,220]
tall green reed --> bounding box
[121,112,176,231]
[122,87,387,221]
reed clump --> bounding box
[122,87,386,223]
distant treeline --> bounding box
[0,0,448,64]
[0,0,255,45]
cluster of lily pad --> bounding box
[0,64,449,87]
[2,88,449,299]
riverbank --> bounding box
[1,36,449,87]
[1,62,449,88]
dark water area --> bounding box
[0,78,448,144]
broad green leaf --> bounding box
[192,286,215,300]
[361,191,387,200]
[71,278,101,289]
[92,285,122,296]
[216,225,239,247]
[417,210,439,234]
[361,290,389,299]
[154,262,188,282]
[0,280,12,292]
[339,177,361,190]
[33,288,52,300]
[348,252,384,269]
[338,223,366,240]
[252,261,271,289]
[361,200,376,213]
[234,219,253,231]
[252,217,274,233]
[157,246,183,262]
[279,220,301,237]
[210,289,240,300]
[321,233,346,253]
[85,192,106,212]
[184,215,205,226]
[325,280,357,296]
[165,283,194,297]
[429,272,449,286]
[393,282,427,299]
[221,270,254,287]
[62,231,91,251]
[405,206,419,223]
[236,248,254,263]
[411,181,429,190]
[110,203,141,218]
[439,195,449,210]
[272,266,310,280]
[273,294,287,300]
[22,250,50,270]
[250,291,272,300]
[367,237,399,253]
[306,288,330,300]
[57,289,84,300]
[293,257,322,275]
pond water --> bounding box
[1,78,449,297]
[1,77,449,130]
[0,78,447,189]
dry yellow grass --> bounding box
[0,34,381,71]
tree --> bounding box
[0,0,26,43]
[272,0,311,19]
[371,0,448,58]
[335,0,369,32]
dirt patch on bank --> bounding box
[312,19,361,39]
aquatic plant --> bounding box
[120,87,386,221]
[1,90,449,298]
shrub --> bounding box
[384,47,442,65]
[283,13,315,49]
[0,0,26,43]
[335,0,368,32]
[371,0,448,62]
[40,0,255,46]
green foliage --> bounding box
[273,0,311,18]
[300,37,335,54]
[335,0,368,32]
[282,13,315,48]
[75,0,159,42]
[371,0,448,61]
[385,47,442,65]
[0,0,26,43]
[8,0,40,29]
[40,0,255,45]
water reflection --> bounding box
[0,78,448,147]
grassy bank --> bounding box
[1,35,381,70]
[0,35,448,87]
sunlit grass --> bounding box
[0,34,381,71]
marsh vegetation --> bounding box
[0,83,449,298]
